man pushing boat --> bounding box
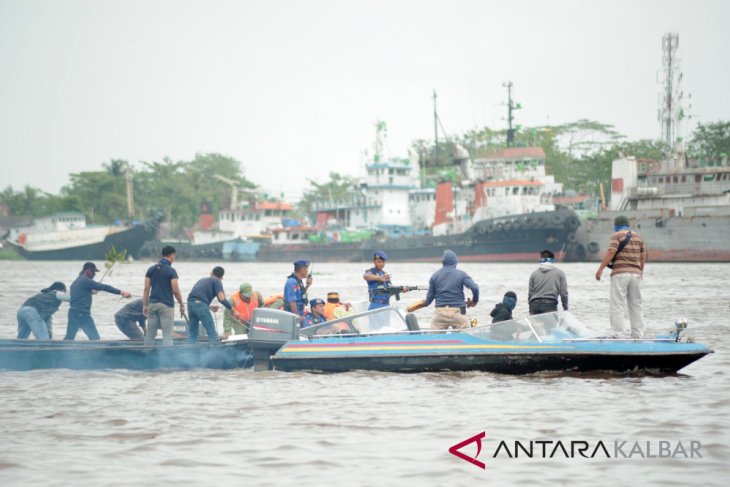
[65,262,132,340]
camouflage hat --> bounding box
[239,283,253,298]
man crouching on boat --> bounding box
[424,250,479,330]
[65,262,132,340]
[17,281,69,339]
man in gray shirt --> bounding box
[528,250,568,315]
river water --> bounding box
[0,260,728,486]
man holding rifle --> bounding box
[363,251,407,311]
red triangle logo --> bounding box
[448,431,486,470]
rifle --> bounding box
[373,285,428,301]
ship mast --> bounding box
[503,81,521,147]
[125,163,135,221]
[433,90,439,164]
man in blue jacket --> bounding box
[424,250,479,329]
[65,262,132,340]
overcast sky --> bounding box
[1,0,728,201]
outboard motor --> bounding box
[672,318,688,342]
[248,308,300,371]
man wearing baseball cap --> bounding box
[65,261,132,340]
[283,259,313,320]
[223,282,265,335]
[303,298,327,327]
[363,250,402,311]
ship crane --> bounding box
[212,175,264,210]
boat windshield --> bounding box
[301,306,408,337]
[481,311,591,342]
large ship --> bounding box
[568,154,730,262]
[568,33,730,262]
[257,144,580,263]
[5,212,158,261]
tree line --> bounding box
[2,121,728,229]
[1,153,255,233]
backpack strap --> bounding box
[607,231,632,269]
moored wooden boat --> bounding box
[0,338,252,371]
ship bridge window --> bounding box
[673,176,679,183]
[704,174,715,182]
[681,175,686,183]
[513,187,519,195]
[658,177,664,183]
[695,175,702,183]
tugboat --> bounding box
[258,92,581,263]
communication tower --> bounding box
[658,33,688,152]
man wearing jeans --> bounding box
[65,262,132,340]
[143,246,184,346]
[187,266,241,343]
[595,215,647,338]
[17,281,69,339]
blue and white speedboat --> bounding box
[247,307,712,374]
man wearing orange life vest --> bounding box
[323,292,353,320]
[223,283,264,336]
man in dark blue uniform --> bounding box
[65,262,132,340]
[363,250,396,311]
[302,298,327,327]
[283,259,313,320]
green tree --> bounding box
[689,121,730,163]
[298,172,360,218]
[0,185,67,217]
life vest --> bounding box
[323,302,339,320]
[231,291,259,322]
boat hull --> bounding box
[0,339,252,371]
[257,207,580,262]
[567,210,730,262]
[270,332,711,375]
[7,221,158,261]
[272,350,709,374]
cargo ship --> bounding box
[567,33,730,263]
[568,154,730,262]
[257,145,580,263]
